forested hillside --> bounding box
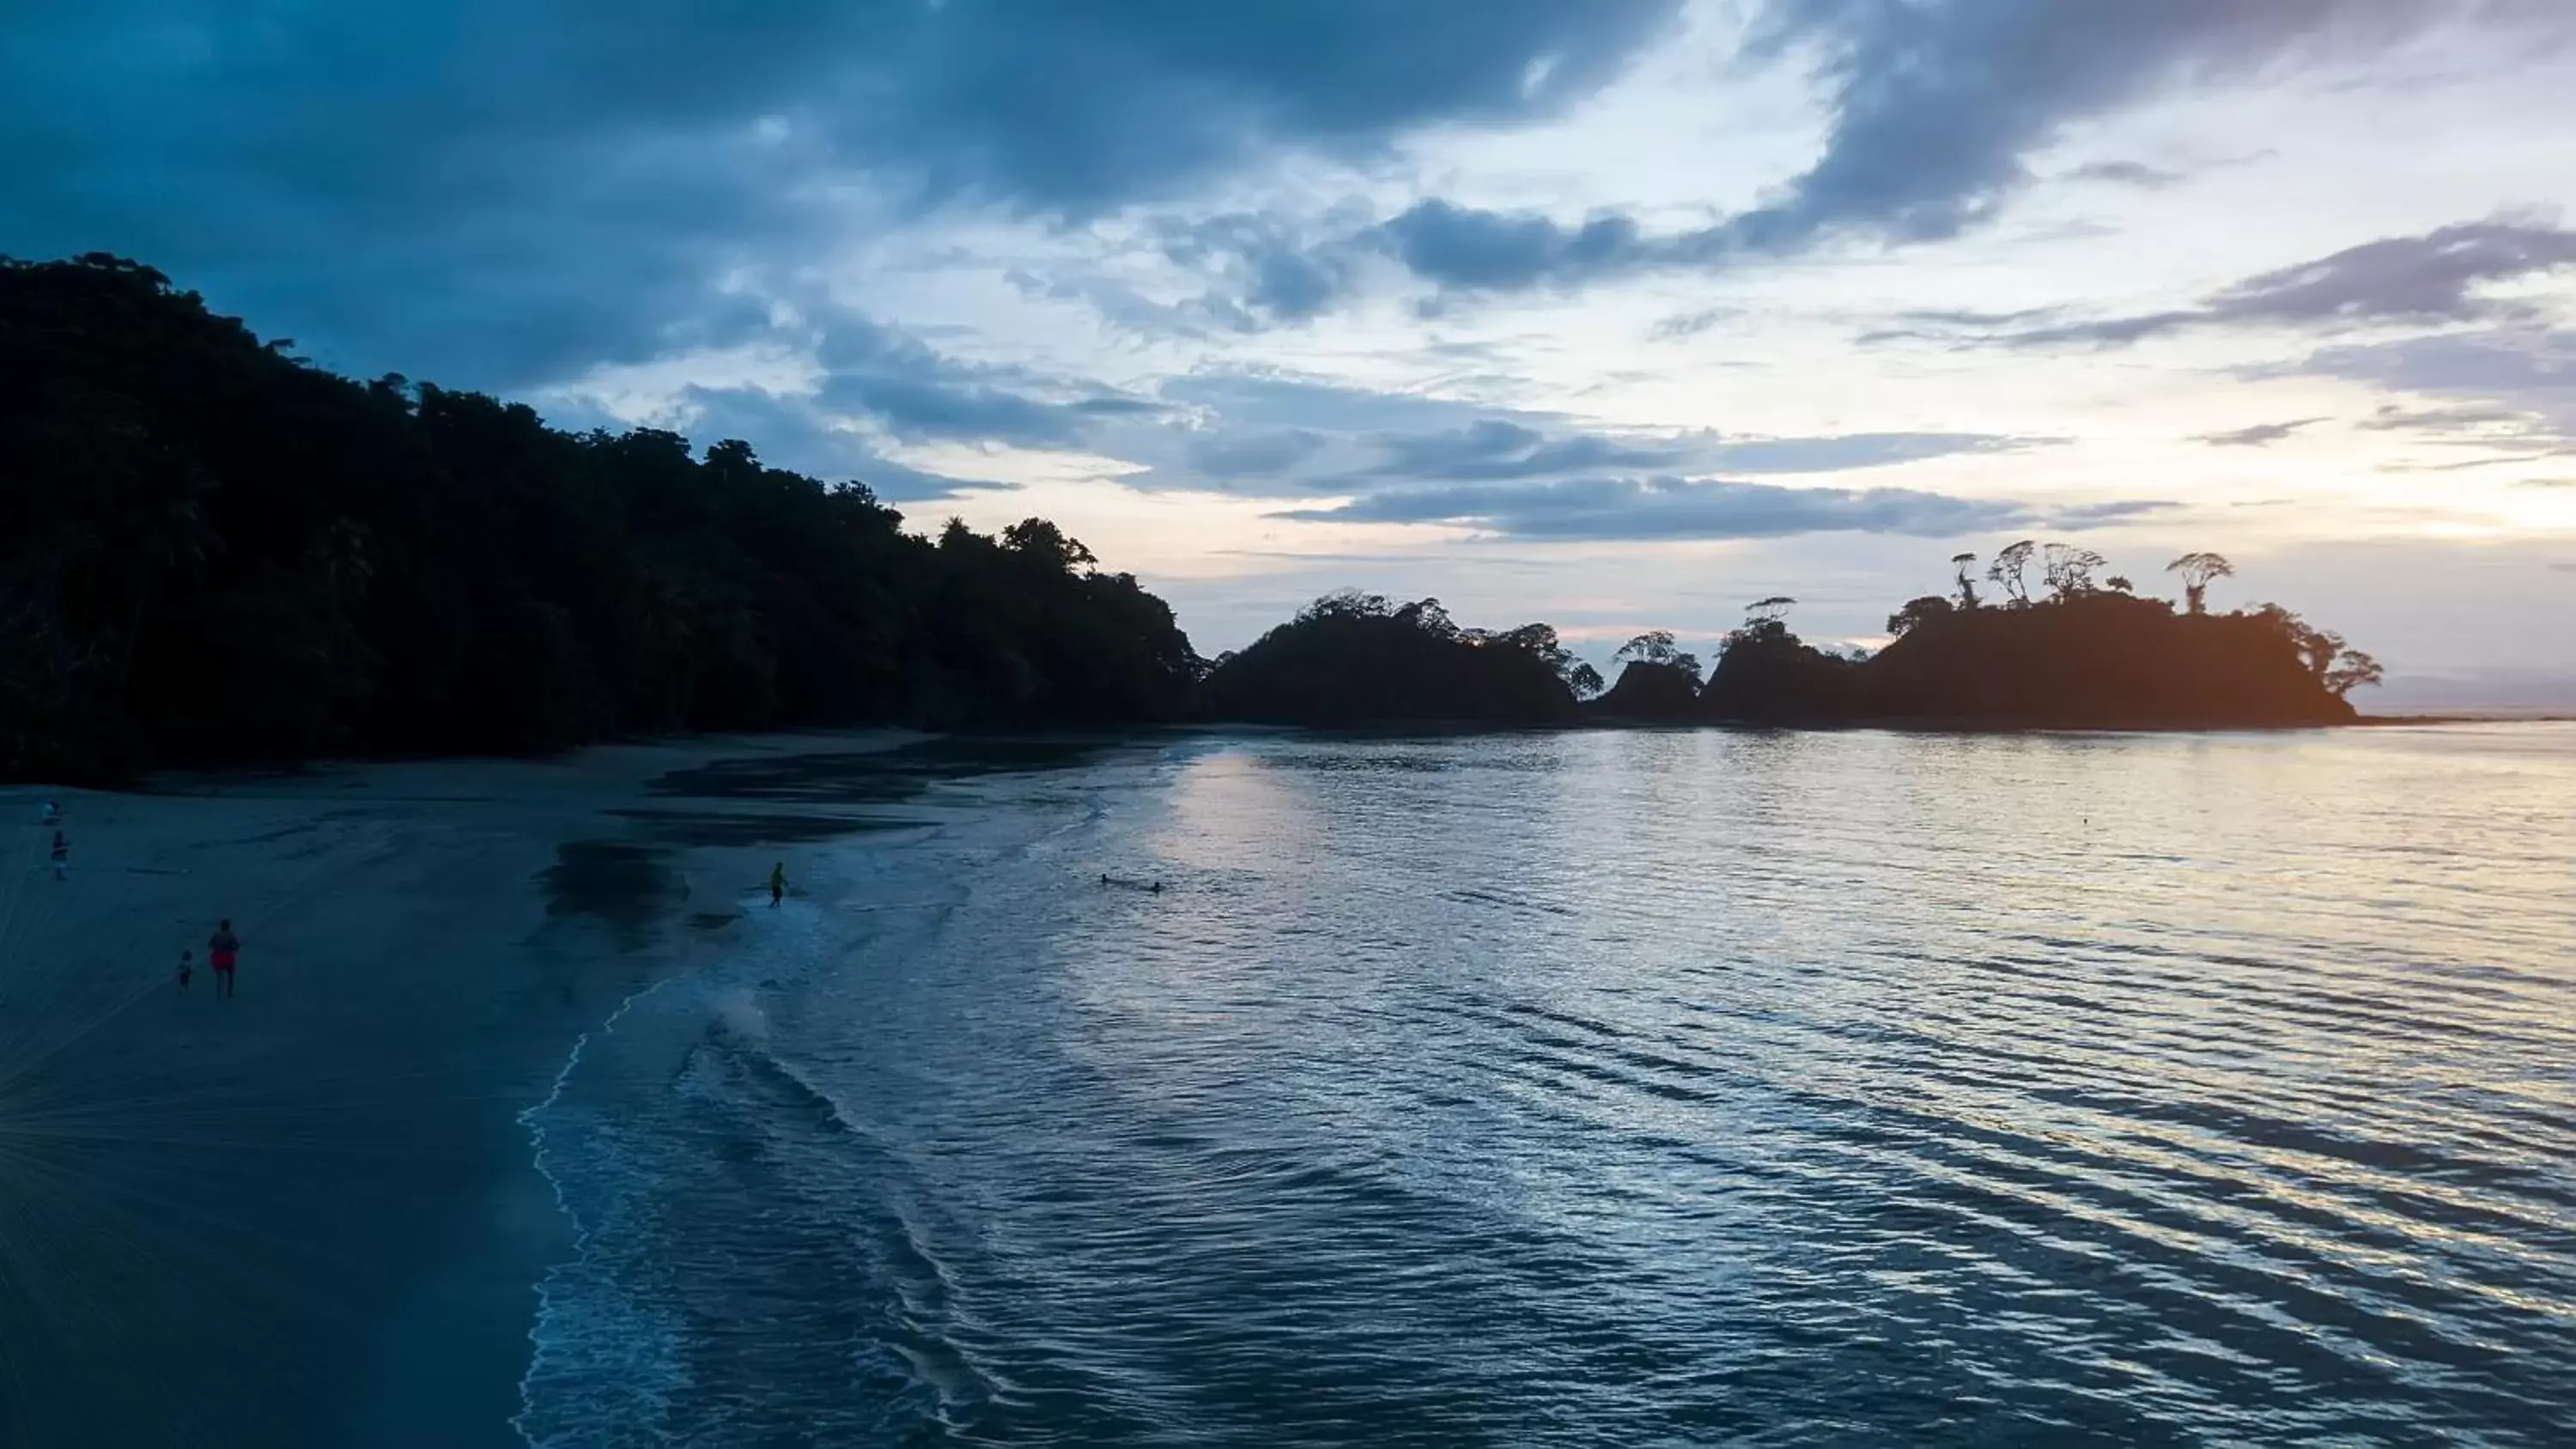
[1,255,1200,779]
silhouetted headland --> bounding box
[1203,546,2380,732]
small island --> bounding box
[1201,549,2379,732]
[2,253,2382,782]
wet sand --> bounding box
[0,731,940,1448]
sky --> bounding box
[8,1,2576,706]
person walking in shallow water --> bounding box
[769,861,787,907]
[48,831,68,881]
[208,919,240,998]
[177,949,194,991]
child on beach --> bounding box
[769,861,787,907]
[208,919,239,998]
[49,831,68,881]
[178,949,194,991]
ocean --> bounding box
[513,724,2576,1446]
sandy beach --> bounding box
[0,731,933,1448]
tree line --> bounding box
[1200,543,2382,731]
[1,254,1198,779]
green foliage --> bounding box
[0,254,1199,779]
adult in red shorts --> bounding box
[208,919,240,999]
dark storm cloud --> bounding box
[0,2,1685,385]
[2002,221,2576,347]
[2195,418,2329,447]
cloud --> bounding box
[654,385,1013,503]
[2001,220,2576,347]
[1121,373,2071,508]
[1708,432,2062,473]
[806,317,1128,447]
[1275,476,2030,540]
[1270,473,2160,543]
[1327,420,2059,492]
[1154,210,1373,325]
[2357,402,2530,431]
[1371,421,1686,480]
[1370,201,1671,294]
[1725,0,2554,253]
[1650,308,1737,341]
[2293,326,2576,464]
[2063,161,2186,189]
[0,3,1688,384]
[1280,2,2565,302]
[1188,428,1328,476]
[2195,417,2329,447]
[2051,500,2182,525]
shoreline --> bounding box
[0,730,933,1447]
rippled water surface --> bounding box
[522,725,2576,1446]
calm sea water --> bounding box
[518,725,2576,1446]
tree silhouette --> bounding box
[2042,543,2106,599]
[2325,649,2384,698]
[1950,551,1981,609]
[1886,596,1953,637]
[1614,628,1702,682]
[0,252,1203,777]
[2167,552,2234,615]
[1986,541,2036,604]
[2105,575,2134,593]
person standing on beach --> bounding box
[769,861,787,907]
[177,949,194,991]
[208,919,240,998]
[49,831,68,881]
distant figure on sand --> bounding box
[177,949,194,991]
[49,831,68,881]
[209,919,240,998]
[769,862,787,907]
